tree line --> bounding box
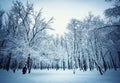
[0,0,120,75]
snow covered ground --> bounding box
[0,69,120,83]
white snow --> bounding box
[0,69,120,83]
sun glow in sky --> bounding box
[0,0,111,36]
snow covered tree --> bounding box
[27,54,32,73]
[11,59,18,72]
[65,13,114,74]
[0,1,53,72]
[105,0,120,18]
[5,53,12,71]
[0,8,4,29]
[0,8,5,69]
[104,0,120,68]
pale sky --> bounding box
[0,0,111,36]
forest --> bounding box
[0,0,120,75]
